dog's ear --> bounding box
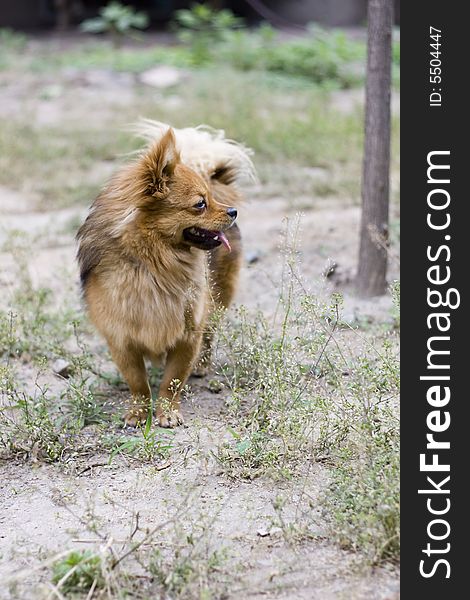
[211,164,237,186]
[141,128,180,198]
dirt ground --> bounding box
[0,42,399,599]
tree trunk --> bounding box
[356,0,393,297]
[54,0,71,31]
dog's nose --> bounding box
[226,207,237,220]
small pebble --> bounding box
[246,250,261,264]
[52,358,72,378]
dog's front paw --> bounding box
[123,407,149,428]
[157,410,184,428]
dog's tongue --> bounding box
[216,231,231,252]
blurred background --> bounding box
[0,0,400,305]
[0,0,401,314]
[2,0,400,30]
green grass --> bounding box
[1,24,399,87]
[0,122,127,209]
[214,300,400,560]
[210,224,400,561]
[2,26,367,86]
[149,533,229,599]
[28,42,194,73]
[0,28,28,69]
[52,550,105,595]
[216,25,367,87]
[46,502,232,599]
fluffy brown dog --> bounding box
[77,121,254,427]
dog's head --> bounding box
[127,128,238,251]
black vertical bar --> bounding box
[401,2,467,597]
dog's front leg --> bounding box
[157,334,202,428]
[108,344,151,427]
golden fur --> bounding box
[76,123,254,427]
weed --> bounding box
[174,2,243,64]
[51,550,105,595]
[0,28,27,69]
[0,233,105,461]
[325,431,400,562]
[317,312,400,562]
[173,13,367,87]
[108,412,174,463]
[80,1,149,48]
[1,378,67,462]
[43,493,205,599]
[0,28,27,52]
[0,121,125,209]
[210,220,400,560]
[213,294,337,479]
[25,41,192,73]
[60,376,106,429]
[3,19,399,90]
[236,24,365,87]
[212,222,338,478]
[0,236,81,362]
[149,521,230,599]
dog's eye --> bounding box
[193,197,206,210]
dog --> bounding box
[76,121,255,427]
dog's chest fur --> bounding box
[86,249,208,352]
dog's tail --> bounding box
[133,119,257,187]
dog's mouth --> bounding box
[183,227,231,252]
